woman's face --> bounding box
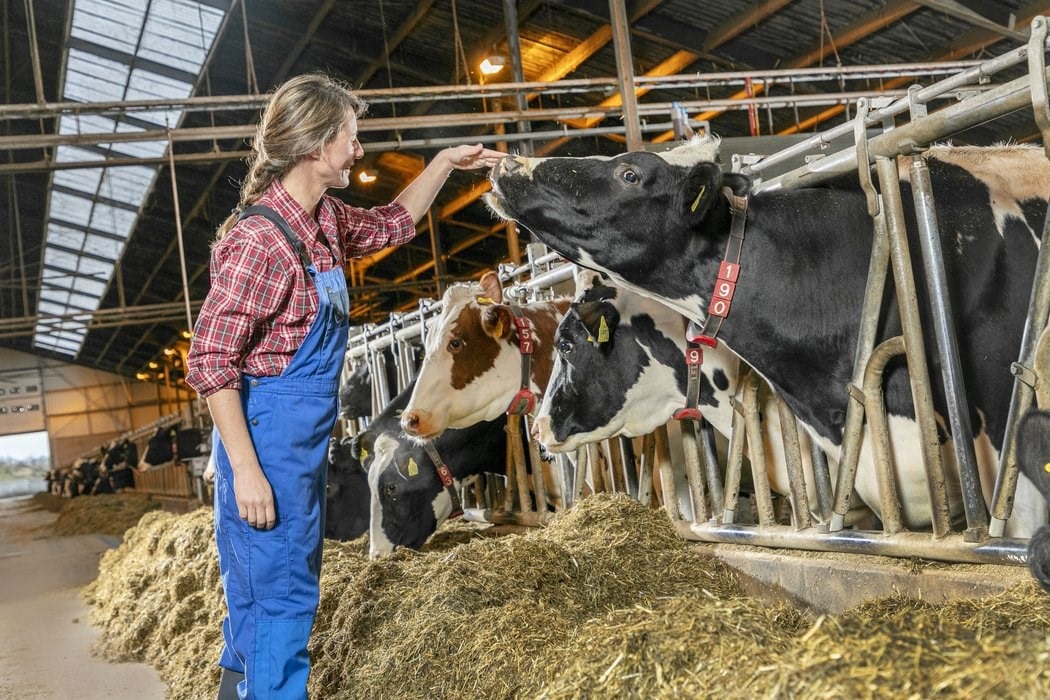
[318,112,364,190]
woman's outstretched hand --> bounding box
[443,143,506,171]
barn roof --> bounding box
[1,0,1044,379]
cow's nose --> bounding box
[401,411,420,434]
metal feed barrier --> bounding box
[345,23,1050,566]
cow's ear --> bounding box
[576,301,620,348]
[481,304,514,339]
[684,162,723,220]
[351,432,374,468]
[478,270,503,304]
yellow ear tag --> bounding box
[476,296,496,305]
[360,447,368,462]
[494,318,504,337]
[597,315,610,343]
[689,185,707,212]
[1044,462,1050,474]
[407,458,419,477]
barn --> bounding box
[3,1,1050,697]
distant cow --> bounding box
[140,426,206,467]
[535,268,869,524]
[400,271,570,439]
[487,140,1047,536]
[335,378,508,556]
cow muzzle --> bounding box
[400,409,442,440]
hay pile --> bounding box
[52,493,162,536]
[85,494,1050,700]
[30,491,67,512]
[85,506,225,695]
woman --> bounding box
[185,72,503,699]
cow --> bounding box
[486,140,1047,537]
[323,435,371,541]
[534,267,872,525]
[139,425,206,468]
[400,270,570,440]
[342,378,508,556]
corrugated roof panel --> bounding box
[71,276,107,297]
[47,226,86,250]
[70,0,146,54]
[99,166,156,205]
[48,192,94,227]
[68,291,102,310]
[76,257,112,278]
[126,69,192,102]
[63,49,130,102]
[36,0,228,358]
[43,247,80,271]
[58,113,118,137]
[53,168,104,196]
[37,301,67,316]
[139,0,224,73]
[82,233,123,260]
[87,203,137,235]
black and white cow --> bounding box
[487,140,1046,536]
[352,378,508,557]
[535,267,871,524]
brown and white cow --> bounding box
[486,141,1048,537]
[400,271,570,439]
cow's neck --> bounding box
[511,298,570,393]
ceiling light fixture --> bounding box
[480,55,506,75]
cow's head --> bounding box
[367,433,458,557]
[533,269,738,452]
[401,270,555,438]
[486,136,747,312]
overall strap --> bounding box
[239,204,313,273]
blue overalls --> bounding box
[212,205,349,699]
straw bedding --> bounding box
[81,493,1050,699]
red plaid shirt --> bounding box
[186,180,415,397]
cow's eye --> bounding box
[447,337,464,353]
[384,482,397,499]
[622,169,639,184]
[558,339,574,355]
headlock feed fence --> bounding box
[343,22,1050,567]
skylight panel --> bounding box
[36,0,229,358]
[88,202,137,234]
[71,276,107,297]
[77,257,113,279]
[140,0,224,73]
[44,248,81,273]
[53,169,104,196]
[99,165,156,204]
[70,0,146,53]
[64,49,131,102]
[82,233,122,260]
[49,191,94,227]
[46,225,86,250]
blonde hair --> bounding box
[215,72,367,240]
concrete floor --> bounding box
[0,496,168,700]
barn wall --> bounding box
[0,348,195,468]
